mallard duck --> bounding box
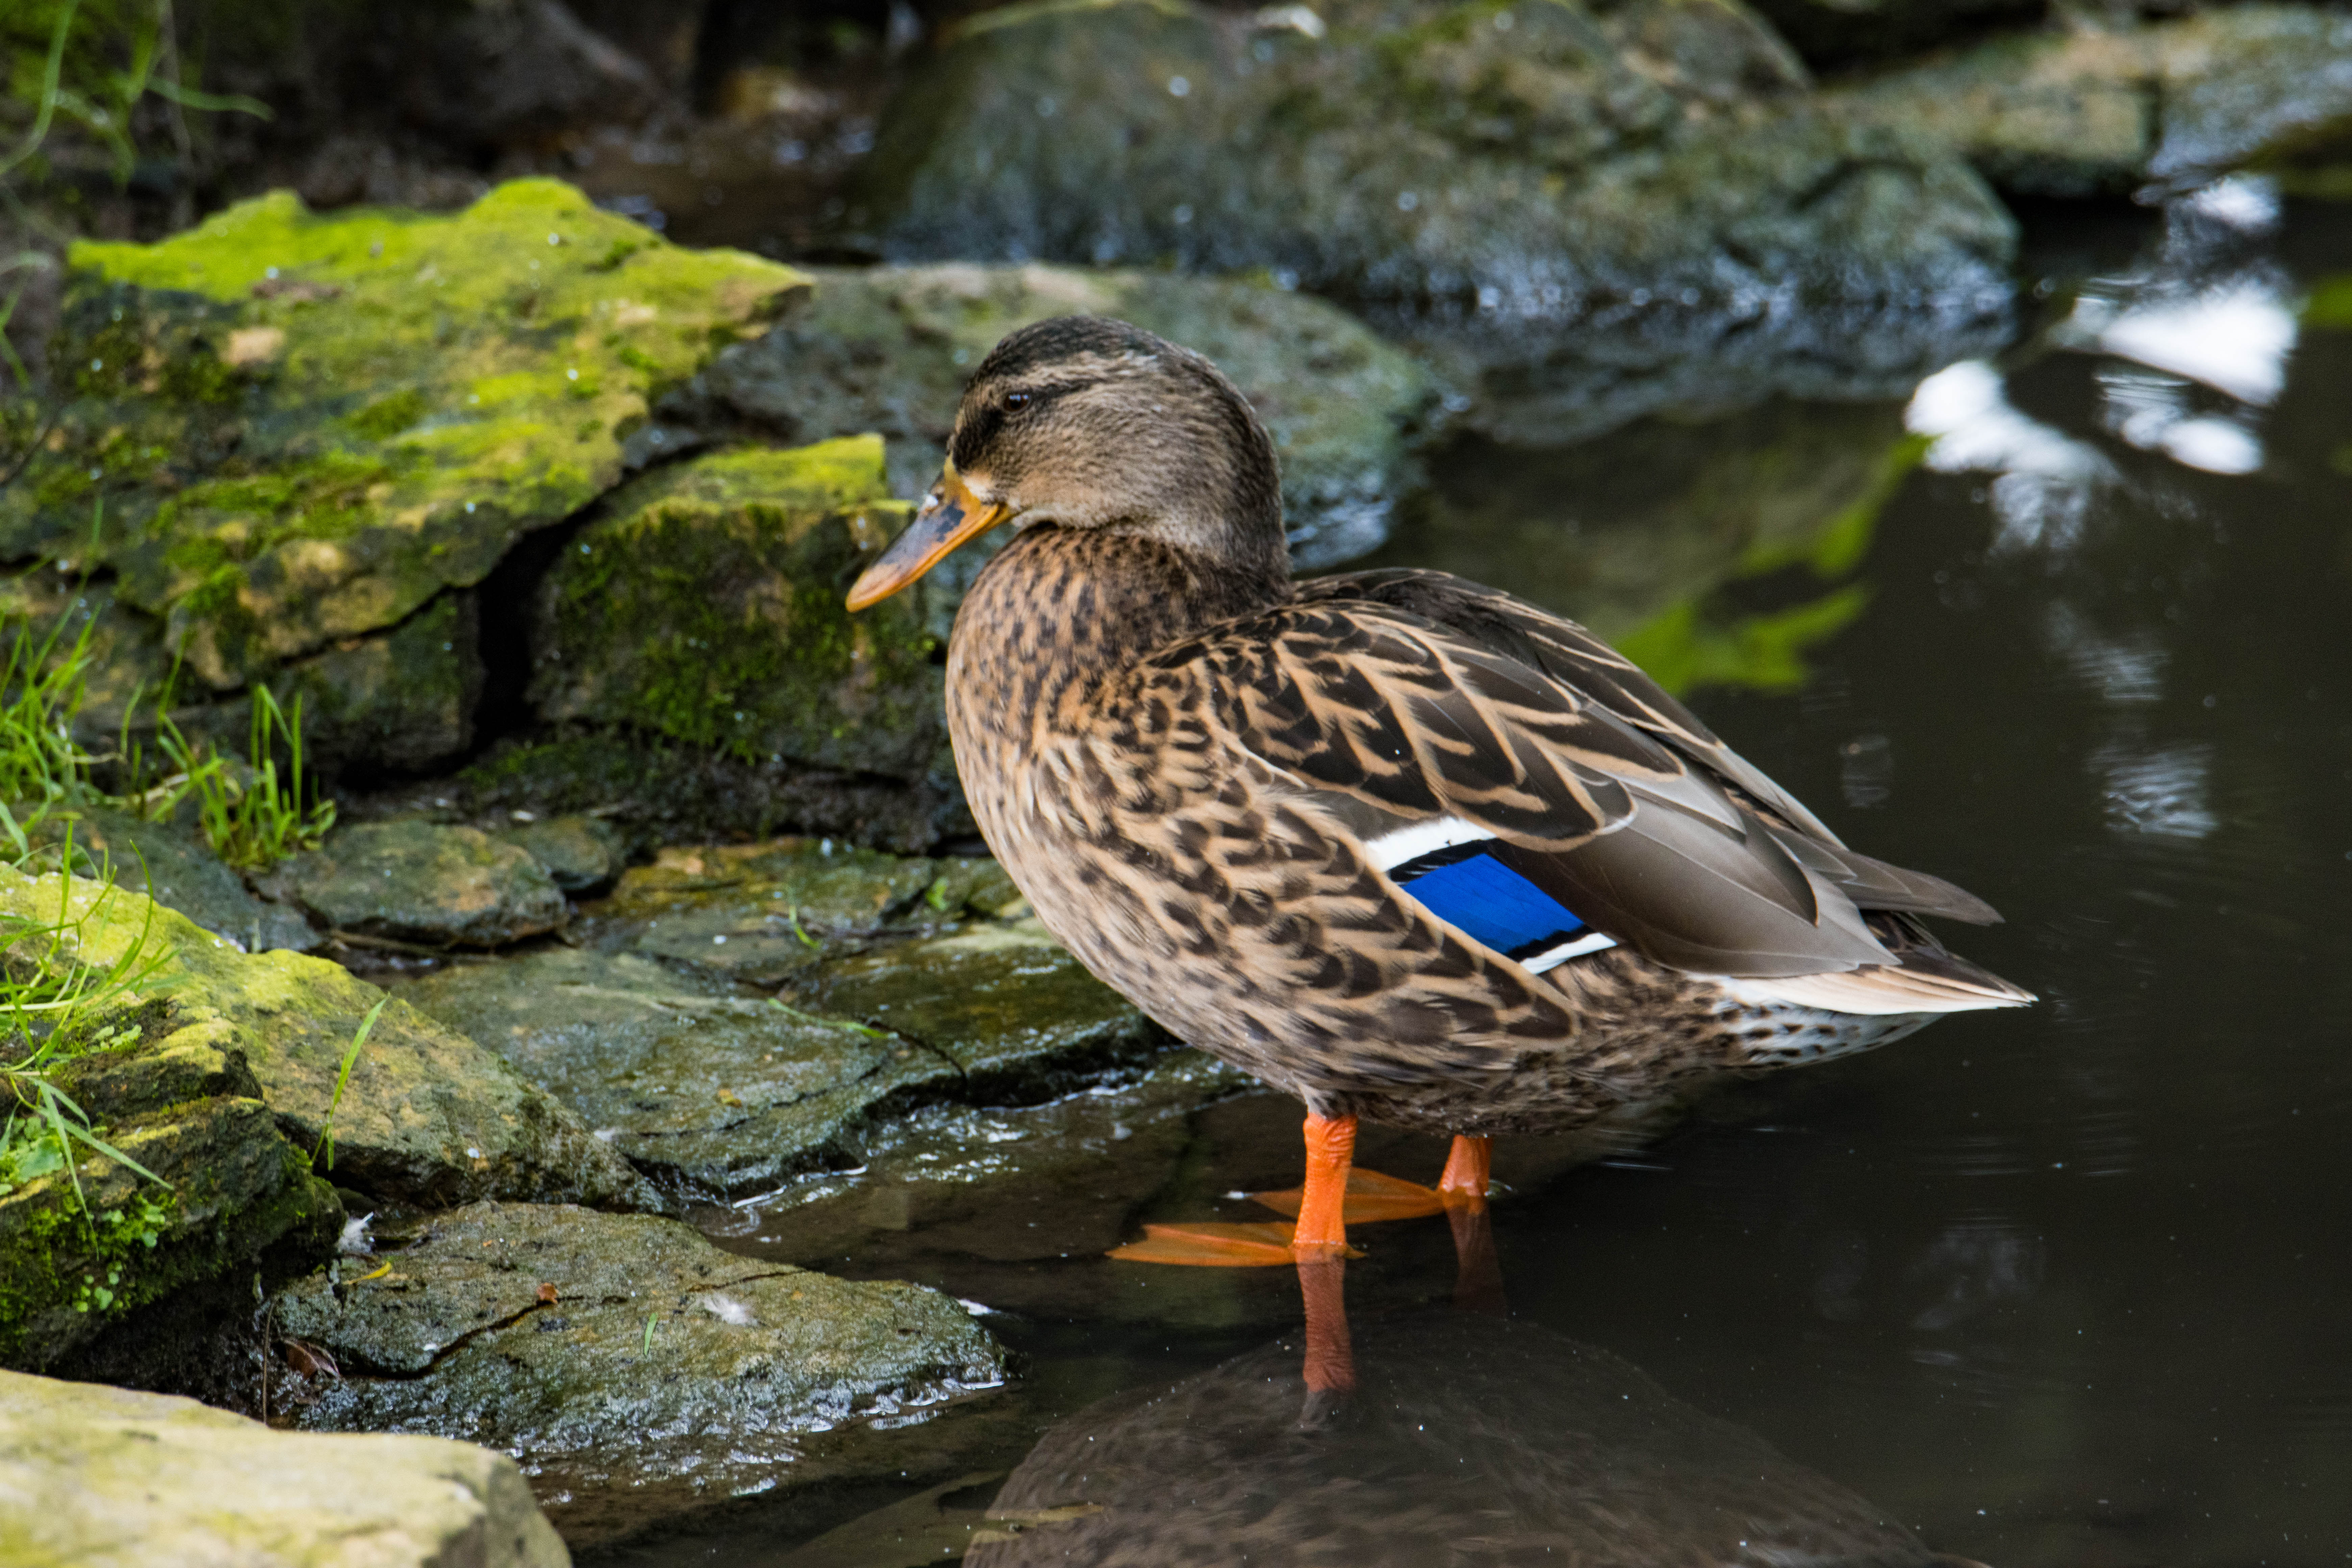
[846,317,2031,1267]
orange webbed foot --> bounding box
[1107,1220,1364,1267]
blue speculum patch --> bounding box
[1391,848,1588,960]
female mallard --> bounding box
[847,317,2031,1267]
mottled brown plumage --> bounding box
[846,316,2030,1248]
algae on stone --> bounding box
[0,865,656,1211]
[531,436,949,782]
[276,1201,1003,1530]
[0,178,806,765]
[686,264,1435,574]
[0,1367,569,1568]
[16,801,316,954]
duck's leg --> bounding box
[1107,1112,1367,1267]
[1254,1132,1496,1224]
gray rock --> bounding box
[1831,6,2352,200]
[687,263,1435,574]
[398,0,663,153]
[396,947,958,1201]
[277,1201,1003,1541]
[853,0,2015,405]
[272,819,568,949]
[0,1367,569,1568]
[493,814,623,895]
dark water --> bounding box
[594,187,2352,1568]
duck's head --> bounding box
[845,316,1287,611]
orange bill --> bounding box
[844,461,1012,611]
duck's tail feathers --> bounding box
[1720,911,2034,1016]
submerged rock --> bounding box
[269,819,568,949]
[681,264,1435,573]
[0,179,805,771]
[854,0,2015,413]
[531,437,949,788]
[0,866,656,1214]
[1833,5,2352,199]
[276,1201,1003,1540]
[0,1367,569,1568]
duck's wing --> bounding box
[1165,571,2018,996]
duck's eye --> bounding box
[1004,392,1031,410]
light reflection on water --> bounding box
[591,191,2352,1567]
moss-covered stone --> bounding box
[854,0,2014,375]
[0,866,657,1212]
[395,948,958,1200]
[268,819,568,949]
[492,814,622,895]
[1831,6,2352,199]
[15,801,317,954]
[275,1201,1003,1530]
[0,178,806,766]
[530,436,950,782]
[0,1368,569,1568]
[0,1030,342,1373]
[685,264,1435,575]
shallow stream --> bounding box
[590,188,2352,1567]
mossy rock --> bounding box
[685,264,1435,577]
[0,1034,342,1373]
[853,0,2014,374]
[530,436,950,783]
[14,801,317,954]
[0,865,659,1213]
[1830,5,2352,200]
[276,1201,1004,1537]
[0,178,806,767]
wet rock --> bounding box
[791,917,1169,1104]
[1832,6,2352,199]
[0,1018,341,1373]
[0,1367,568,1567]
[494,813,623,895]
[685,264,1435,573]
[0,866,657,1213]
[854,0,2015,399]
[16,801,316,953]
[268,593,485,774]
[0,179,805,770]
[587,838,941,983]
[395,947,958,1201]
[531,437,949,787]
[269,819,568,949]
[276,1201,1003,1540]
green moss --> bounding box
[532,437,946,777]
[1,180,810,694]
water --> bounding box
[591,188,2352,1567]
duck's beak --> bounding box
[845,461,1012,611]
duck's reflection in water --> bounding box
[969,1218,1978,1567]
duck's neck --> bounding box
[949,525,1289,729]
